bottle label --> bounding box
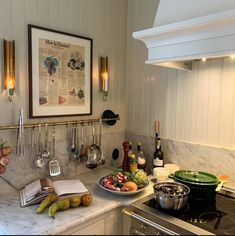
[137,157,146,165]
[154,159,163,167]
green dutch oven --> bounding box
[173,170,219,202]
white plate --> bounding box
[98,176,150,196]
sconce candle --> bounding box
[100,56,109,101]
[4,39,15,102]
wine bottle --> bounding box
[128,142,133,155]
[153,138,164,167]
[128,142,137,172]
[136,142,146,170]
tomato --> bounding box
[0,164,6,174]
[0,157,10,166]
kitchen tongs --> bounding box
[48,126,61,176]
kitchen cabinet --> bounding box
[122,209,131,235]
[61,207,123,235]
[72,219,105,235]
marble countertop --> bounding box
[0,167,154,235]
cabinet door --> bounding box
[72,219,105,235]
[122,209,131,235]
[105,207,123,235]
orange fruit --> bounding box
[123,181,138,191]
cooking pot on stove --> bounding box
[172,170,219,202]
[153,182,190,210]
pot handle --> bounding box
[215,175,229,192]
[168,173,175,179]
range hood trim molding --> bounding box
[133,8,235,70]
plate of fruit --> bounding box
[98,168,149,195]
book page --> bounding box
[53,179,88,196]
[24,179,41,200]
[24,178,52,200]
[20,188,52,207]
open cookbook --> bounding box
[19,178,89,207]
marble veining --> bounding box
[0,131,124,193]
[126,131,235,182]
[0,166,154,235]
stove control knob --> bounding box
[139,223,148,231]
[154,231,160,235]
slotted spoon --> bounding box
[49,126,61,176]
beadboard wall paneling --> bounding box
[126,0,163,137]
[165,58,235,148]
[0,0,127,146]
[126,0,235,149]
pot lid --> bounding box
[174,170,218,184]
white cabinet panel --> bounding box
[62,207,123,235]
[72,219,105,235]
[105,206,123,235]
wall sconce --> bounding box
[100,56,109,101]
[4,39,15,102]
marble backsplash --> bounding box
[126,131,235,182]
[0,131,124,194]
[3,129,235,195]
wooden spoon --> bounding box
[215,175,229,192]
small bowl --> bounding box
[153,167,170,181]
[153,182,190,210]
[164,163,180,174]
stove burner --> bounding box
[156,202,190,216]
[199,211,227,230]
[139,193,235,235]
[199,211,226,222]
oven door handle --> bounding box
[122,208,180,235]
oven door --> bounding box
[123,208,180,235]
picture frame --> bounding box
[28,24,92,118]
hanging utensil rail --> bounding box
[0,117,120,131]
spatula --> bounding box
[49,126,61,176]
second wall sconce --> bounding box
[4,39,15,102]
[100,56,109,101]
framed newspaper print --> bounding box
[28,24,92,118]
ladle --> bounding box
[69,124,78,160]
[85,123,101,169]
[41,123,51,159]
[35,124,45,168]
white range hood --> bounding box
[133,0,235,70]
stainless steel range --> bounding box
[123,193,235,235]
